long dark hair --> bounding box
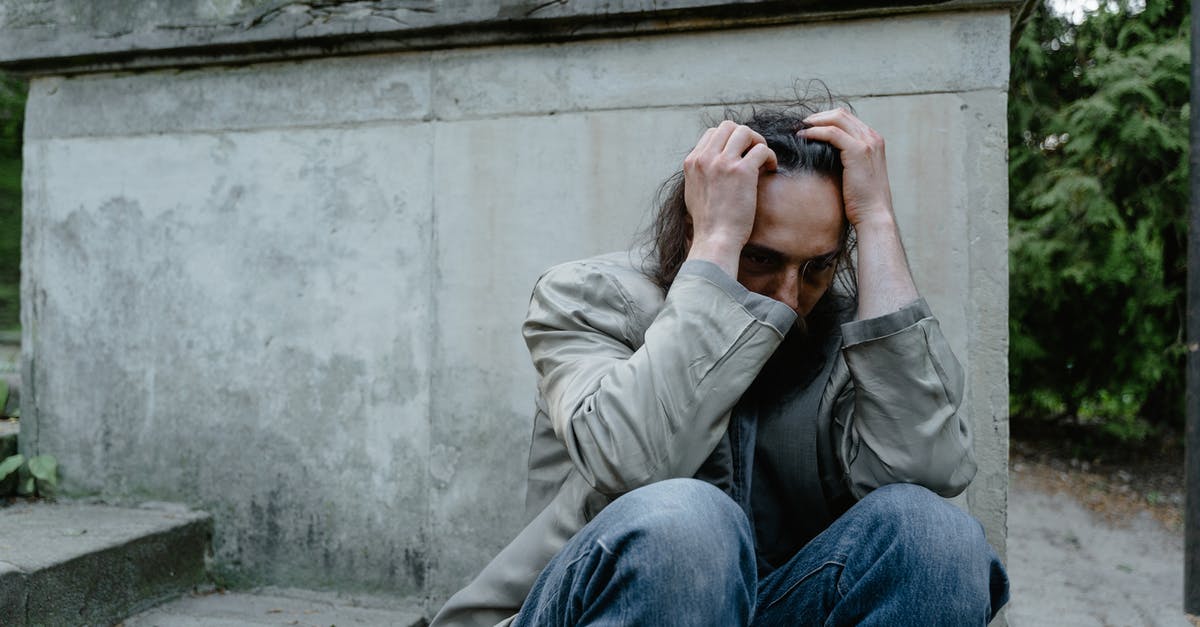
[641,99,859,329]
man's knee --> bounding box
[852,483,1007,616]
[603,478,749,541]
[855,483,984,549]
[849,480,988,554]
[597,478,753,573]
[532,479,755,625]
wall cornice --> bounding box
[2,0,1021,75]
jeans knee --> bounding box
[527,479,755,626]
[599,478,753,577]
[607,478,749,542]
[854,483,1007,616]
[856,483,981,548]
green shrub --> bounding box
[0,73,24,331]
[1009,0,1189,442]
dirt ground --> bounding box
[1006,442,1191,627]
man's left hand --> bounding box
[799,108,895,231]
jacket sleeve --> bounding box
[523,258,795,496]
[831,298,977,499]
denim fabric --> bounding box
[513,479,1009,627]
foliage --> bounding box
[0,453,58,497]
[0,73,24,330]
[1008,0,1189,442]
[0,74,24,161]
[0,380,51,497]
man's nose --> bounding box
[770,273,801,313]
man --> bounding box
[432,102,1009,626]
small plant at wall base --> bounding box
[0,453,57,497]
[0,379,56,497]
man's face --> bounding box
[737,173,844,318]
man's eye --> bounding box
[743,252,774,266]
[813,257,835,270]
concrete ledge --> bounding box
[24,12,1011,141]
[125,587,427,627]
[0,0,1021,74]
[0,502,212,626]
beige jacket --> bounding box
[431,251,976,627]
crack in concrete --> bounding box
[526,0,570,18]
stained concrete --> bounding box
[0,501,211,626]
[25,124,438,597]
[10,3,1013,618]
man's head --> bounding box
[647,105,855,322]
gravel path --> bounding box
[1006,462,1191,627]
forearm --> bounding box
[686,237,742,281]
[852,213,920,320]
[832,300,977,498]
[526,259,794,495]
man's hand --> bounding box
[683,120,778,278]
[800,109,920,319]
[798,108,894,230]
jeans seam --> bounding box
[761,555,848,611]
[526,544,602,625]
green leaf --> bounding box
[28,455,56,487]
[0,453,21,480]
[17,475,33,495]
[0,378,10,414]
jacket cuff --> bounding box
[678,259,797,334]
[840,298,932,347]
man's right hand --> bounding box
[682,120,777,278]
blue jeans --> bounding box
[513,478,1009,626]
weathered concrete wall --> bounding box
[13,4,1012,616]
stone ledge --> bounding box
[124,586,427,627]
[0,501,212,626]
[1,0,1021,74]
[23,13,1011,140]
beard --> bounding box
[752,290,855,396]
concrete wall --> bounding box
[12,4,1012,615]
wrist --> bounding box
[851,211,898,237]
[686,236,743,278]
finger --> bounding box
[744,143,778,172]
[803,108,872,140]
[689,127,717,157]
[705,120,739,153]
[797,124,859,152]
[721,125,767,158]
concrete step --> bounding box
[122,587,427,627]
[0,500,211,626]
